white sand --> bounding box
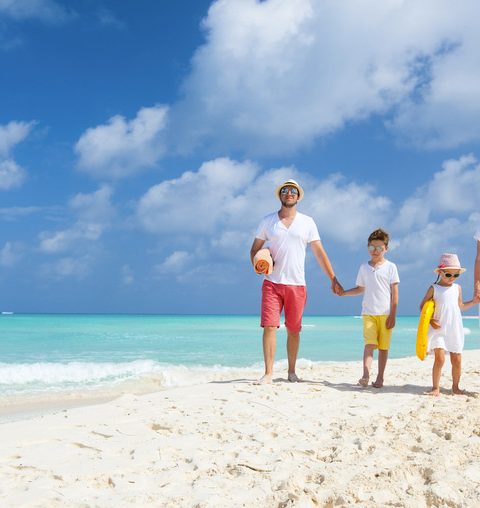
[1,351,480,507]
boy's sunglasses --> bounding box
[280,186,299,195]
[441,272,460,278]
[368,245,385,253]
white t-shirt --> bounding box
[474,229,480,241]
[356,260,400,315]
[255,211,320,286]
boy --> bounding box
[339,229,399,388]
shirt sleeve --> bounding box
[355,265,365,287]
[390,263,400,284]
[255,217,268,240]
[307,217,321,243]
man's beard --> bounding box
[281,200,297,208]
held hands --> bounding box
[331,277,344,295]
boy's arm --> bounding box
[386,283,398,329]
[309,240,343,294]
[340,285,364,297]
[459,284,480,311]
[475,240,480,297]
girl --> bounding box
[419,253,480,396]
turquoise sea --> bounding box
[0,314,479,396]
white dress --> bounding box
[427,283,464,353]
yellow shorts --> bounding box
[362,315,392,350]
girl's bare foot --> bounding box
[452,387,465,395]
[358,377,369,387]
[372,378,383,388]
[254,374,273,385]
[426,388,440,396]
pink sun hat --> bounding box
[434,253,466,274]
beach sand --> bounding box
[1,351,480,507]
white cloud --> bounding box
[75,105,168,179]
[0,241,22,266]
[0,159,27,190]
[40,256,92,280]
[0,0,72,23]
[121,264,134,285]
[0,121,34,157]
[395,154,480,231]
[155,251,193,275]
[38,186,114,253]
[171,0,480,153]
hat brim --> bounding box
[434,267,467,274]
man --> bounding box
[250,179,342,384]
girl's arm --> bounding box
[458,285,480,311]
[419,286,434,311]
[340,285,364,297]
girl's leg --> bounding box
[427,348,445,396]
[359,344,375,386]
[450,353,463,394]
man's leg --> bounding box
[262,326,277,379]
[287,330,300,378]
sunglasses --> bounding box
[441,272,460,278]
[280,187,299,195]
[368,245,385,253]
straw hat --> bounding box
[275,179,304,202]
[434,253,466,274]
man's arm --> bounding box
[309,240,342,294]
[250,238,266,266]
[475,240,480,298]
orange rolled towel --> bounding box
[253,249,273,275]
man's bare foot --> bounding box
[372,378,383,388]
[253,374,273,385]
[452,387,465,395]
[426,388,440,396]
[288,373,301,383]
[358,377,369,387]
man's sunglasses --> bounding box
[280,187,299,195]
[441,272,460,278]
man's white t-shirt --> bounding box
[255,212,320,286]
[356,260,400,315]
[474,229,480,242]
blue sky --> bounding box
[1,0,479,315]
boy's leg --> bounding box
[372,349,388,388]
[450,352,463,395]
[372,316,392,388]
[427,348,445,396]
[360,344,375,386]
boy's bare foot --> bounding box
[358,377,369,387]
[426,388,440,396]
[372,378,383,388]
[254,374,273,385]
[452,387,465,395]
[288,373,301,383]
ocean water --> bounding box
[0,314,479,396]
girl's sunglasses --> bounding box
[441,272,460,278]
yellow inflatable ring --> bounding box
[416,300,435,360]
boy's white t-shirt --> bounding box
[475,229,480,241]
[356,260,400,315]
[255,211,320,286]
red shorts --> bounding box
[261,280,307,333]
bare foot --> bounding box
[288,373,301,383]
[426,388,440,396]
[253,374,273,385]
[372,378,384,388]
[452,387,465,395]
[358,377,369,387]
